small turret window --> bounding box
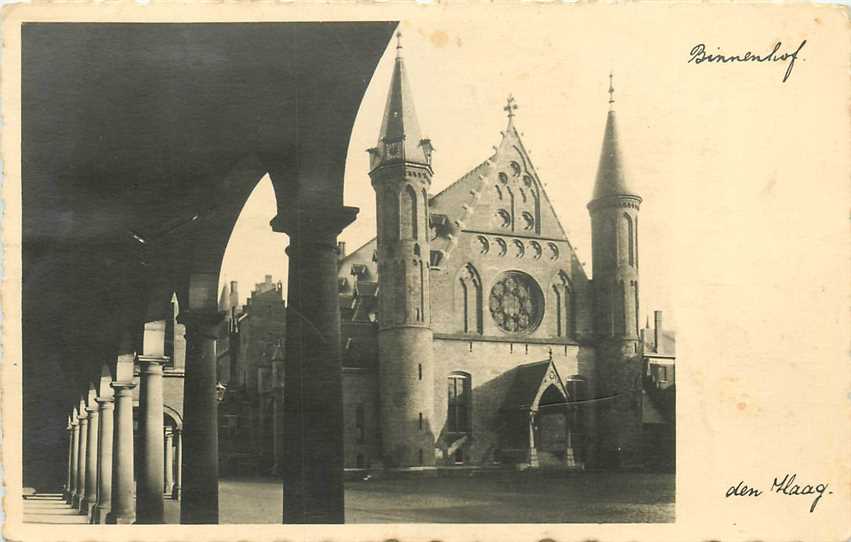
[625,213,635,266]
[402,185,418,240]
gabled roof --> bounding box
[500,359,568,412]
[342,111,587,275]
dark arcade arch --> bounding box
[22,21,397,524]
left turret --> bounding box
[367,33,436,468]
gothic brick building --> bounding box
[335,42,676,470]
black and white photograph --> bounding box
[3,5,848,542]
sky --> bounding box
[220,16,679,326]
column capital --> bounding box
[110,381,137,396]
[78,411,88,421]
[137,355,166,375]
[270,205,358,240]
[85,406,99,415]
[96,396,115,404]
[177,310,225,338]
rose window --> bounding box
[489,271,544,334]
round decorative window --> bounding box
[495,238,508,256]
[521,211,535,231]
[489,271,544,334]
[547,242,560,261]
[530,241,543,260]
[474,235,489,255]
[512,239,525,258]
[510,161,522,177]
[523,174,534,187]
[498,172,509,184]
[494,209,511,228]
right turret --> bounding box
[588,74,642,353]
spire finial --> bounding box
[504,94,518,119]
[396,31,403,56]
[608,71,615,109]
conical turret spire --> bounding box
[591,73,638,201]
[372,31,430,167]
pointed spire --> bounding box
[591,74,638,201]
[372,31,430,167]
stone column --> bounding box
[163,428,174,496]
[66,417,78,504]
[178,310,225,524]
[74,410,89,511]
[92,396,115,523]
[63,419,72,500]
[171,429,182,500]
[106,382,136,524]
[136,357,165,523]
[528,411,539,468]
[273,206,357,524]
[82,405,100,516]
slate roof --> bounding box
[500,360,563,411]
[591,110,639,201]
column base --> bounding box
[171,486,181,500]
[91,504,111,524]
[81,497,96,517]
[71,494,82,509]
[106,511,136,525]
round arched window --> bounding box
[489,271,544,334]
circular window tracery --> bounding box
[489,271,544,334]
[512,240,525,258]
[510,161,522,177]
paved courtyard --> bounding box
[27,471,674,524]
[166,470,674,524]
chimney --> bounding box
[265,274,273,284]
[654,310,663,352]
[229,281,239,311]
[337,241,346,259]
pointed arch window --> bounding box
[625,213,635,267]
[401,185,418,240]
[447,371,472,434]
[458,264,483,334]
[553,271,575,338]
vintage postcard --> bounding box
[1,3,848,541]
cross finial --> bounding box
[396,31,403,54]
[547,347,553,360]
[608,71,615,108]
[504,94,518,119]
